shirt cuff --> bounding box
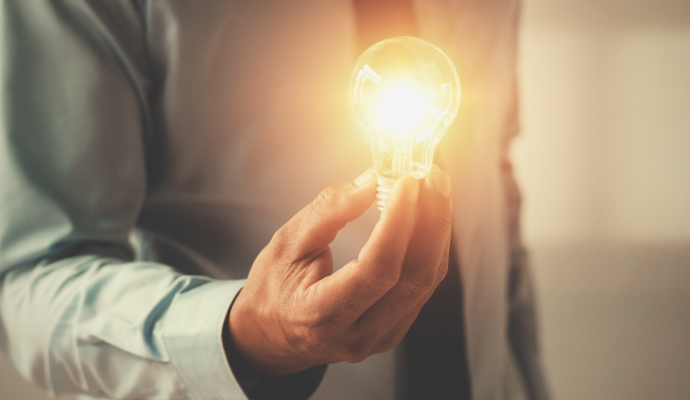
[163,278,247,400]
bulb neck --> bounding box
[375,175,396,211]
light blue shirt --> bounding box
[1,258,245,399]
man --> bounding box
[0,1,549,399]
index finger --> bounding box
[313,174,420,320]
[358,167,453,331]
[274,169,376,260]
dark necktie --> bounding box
[351,1,472,398]
[403,243,472,399]
[352,0,419,54]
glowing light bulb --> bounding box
[349,37,461,210]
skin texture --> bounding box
[228,165,453,377]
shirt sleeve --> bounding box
[0,1,249,399]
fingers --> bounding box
[358,174,420,287]
[273,168,376,259]
[372,232,451,354]
[356,167,453,332]
[315,174,420,319]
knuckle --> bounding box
[307,306,339,330]
[402,198,419,215]
[309,186,345,232]
[302,325,327,348]
[271,225,294,249]
[380,203,416,232]
[435,266,449,286]
[343,336,373,363]
[398,204,420,228]
[437,257,450,280]
[340,324,377,363]
[292,306,344,355]
[292,317,333,356]
[270,226,286,243]
[401,272,436,298]
[375,333,404,354]
[432,208,454,231]
[315,186,340,210]
[364,263,400,290]
[268,240,289,262]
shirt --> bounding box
[0,1,550,399]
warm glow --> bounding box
[349,37,460,209]
[377,83,427,137]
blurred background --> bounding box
[514,0,690,399]
[1,0,689,399]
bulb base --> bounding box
[375,175,397,211]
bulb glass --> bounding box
[349,37,461,209]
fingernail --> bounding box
[432,171,451,197]
[354,168,372,186]
[405,175,419,203]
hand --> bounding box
[228,166,453,377]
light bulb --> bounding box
[349,37,461,210]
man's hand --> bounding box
[228,166,453,377]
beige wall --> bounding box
[516,1,690,399]
[515,0,690,246]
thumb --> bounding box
[276,168,376,259]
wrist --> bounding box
[226,291,315,377]
[223,301,328,399]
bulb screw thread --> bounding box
[375,175,397,211]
